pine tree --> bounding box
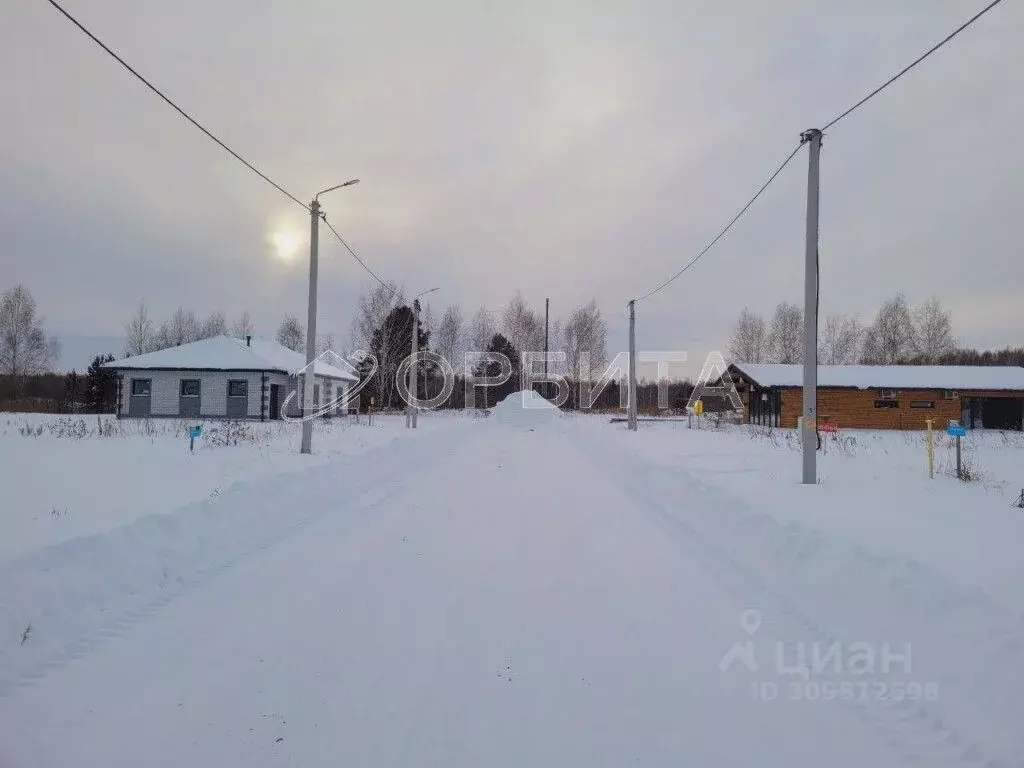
[62,370,81,412]
[85,354,117,413]
[474,333,520,407]
[366,305,430,409]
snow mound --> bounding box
[492,390,559,428]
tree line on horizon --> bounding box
[728,293,1024,367]
[2,282,1022,412]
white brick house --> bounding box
[102,336,358,420]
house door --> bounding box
[179,379,201,417]
[269,384,281,420]
[128,378,151,416]
[982,397,1023,431]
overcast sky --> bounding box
[2,0,1021,374]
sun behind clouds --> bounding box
[270,230,302,260]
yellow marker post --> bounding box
[926,419,935,479]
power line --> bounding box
[633,143,804,303]
[822,0,1005,131]
[321,214,399,295]
[45,0,308,211]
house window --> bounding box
[180,379,200,397]
[943,390,957,400]
[227,380,248,398]
[313,384,320,406]
[131,379,151,396]
[878,389,898,400]
[874,400,899,409]
[910,400,935,409]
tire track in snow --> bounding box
[0,425,483,699]
[569,429,1011,768]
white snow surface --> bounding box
[3,411,1024,766]
[733,362,1024,391]
[491,388,560,428]
[101,335,358,381]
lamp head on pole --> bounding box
[314,178,360,202]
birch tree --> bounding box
[728,307,767,363]
[767,301,803,363]
[124,301,154,356]
[862,293,915,364]
[912,297,955,362]
[0,285,59,378]
[232,311,254,339]
[818,314,864,365]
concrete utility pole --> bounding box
[406,288,439,429]
[800,129,822,484]
[300,198,321,455]
[544,298,550,398]
[627,299,638,431]
[301,179,359,455]
[408,298,420,428]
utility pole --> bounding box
[544,298,550,398]
[299,179,359,455]
[405,288,437,429]
[800,129,822,484]
[300,198,321,455]
[410,298,420,428]
[627,299,638,431]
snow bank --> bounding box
[492,389,559,428]
[0,419,469,696]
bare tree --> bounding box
[348,282,407,407]
[861,293,915,364]
[153,307,200,349]
[502,292,544,354]
[818,314,864,365]
[0,285,59,379]
[434,305,464,367]
[767,301,803,363]
[199,311,227,339]
[728,307,768,363]
[467,305,496,364]
[349,281,405,352]
[276,315,305,352]
[912,297,955,362]
[563,300,608,382]
[421,304,436,343]
[231,311,254,339]
[124,301,154,356]
[316,333,336,355]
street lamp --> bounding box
[406,287,440,429]
[300,178,360,455]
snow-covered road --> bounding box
[2,416,1019,766]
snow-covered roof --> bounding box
[731,363,1024,392]
[102,336,358,381]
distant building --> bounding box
[729,363,1024,431]
[102,336,358,420]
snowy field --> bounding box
[2,406,1024,766]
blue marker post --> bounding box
[189,425,203,454]
[946,421,966,479]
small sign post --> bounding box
[693,399,703,429]
[946,421,966,479]
[925,419,935,479]
[188,424,202,453]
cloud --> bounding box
[3,0,1021,374]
